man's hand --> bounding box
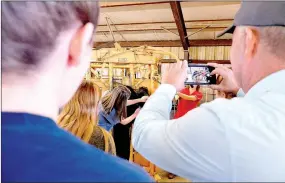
[208,63,240,94]
[140,96,149,103]
[161,60,187,91]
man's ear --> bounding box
[244,27,259,60]
[68,23,94,67]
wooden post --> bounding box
[150,65,155,93]
[184,50,189,61]
[130,64,135,87]
[85,67,91,80]
[109,63,113,90]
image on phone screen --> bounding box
[185,64,216,85]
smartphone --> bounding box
[185,64,216,85]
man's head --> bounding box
[2,2,99,108]
[218,2,285,92]
[231,26,285,91]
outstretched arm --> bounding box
[127,99,142,106]
[121,115,136,125]
[177,92,198,101]
[121,108,141,125]
[127,96,149,106]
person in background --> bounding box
[129,86,162,179]
[113,86,141,160]
[58,81,116,155]
[215,75,235,99]
[137,87,150,108]
[173,85,203,119]
[98,85,147,132]
[132,1,285,181]
[2,2,152,182]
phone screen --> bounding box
[185,64,216,85]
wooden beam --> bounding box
[93,40,232,48]
[170,1,190,52]
[189,39,232,47]
[191,59,230,64]
[100,1,169,8]
[97,19,233,27]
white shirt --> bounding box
[132,70,285,182]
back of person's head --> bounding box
[137,87,150,97]
[57,80,100,142]
[125,85,139,100]
[2,2,99,108]
[89,126,116,155]
[136,87,149,108]
[124,86,140,117]
[189,84,200,91]
[101,85,131,119]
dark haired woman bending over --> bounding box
[98,85,148,132]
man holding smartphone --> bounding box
[132,1,285,182]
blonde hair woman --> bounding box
[58,81,116,155]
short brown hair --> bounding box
[257,26,285,59]
[240,26,285,60]
[2,1,99,73]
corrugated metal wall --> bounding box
[155,46,231,60]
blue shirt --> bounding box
[98,108,120,131]
[132,70,285,182]
[2,112,153,182]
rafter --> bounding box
[160,59,230,64]
[170,1,189,60]
[93,40,232,48]
[100,1,169,8]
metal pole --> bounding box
[108,17,128,42]
[161,26,180,37]
[105,17,115,42]
[184,25,211,39]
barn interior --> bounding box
[87,1,241,182]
